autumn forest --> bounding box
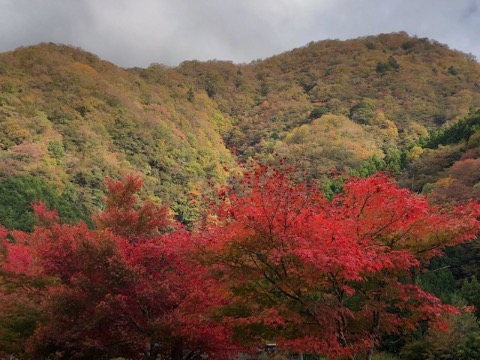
[0,32,480,359]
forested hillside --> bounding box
[1,32,479,225]
[399,110,480,202]
[0,44,236,225]
[1,32,480,359]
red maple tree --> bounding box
[200,165,480,359]
[1,169,478,359]
[0,175,237,360]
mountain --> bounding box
[399,109,480,204]
[0,43,236,224]
[177,32,480,155]
[0,32,479,227]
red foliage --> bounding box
[31,202,60,226]
[94,175,171,241]
[0,169,478,359]
[200,165,480,359]
[0,175,237,359]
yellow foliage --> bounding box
[1,35,480,218]
[71,62,98,76]
[275,114,381,174]
[407,145,424,161]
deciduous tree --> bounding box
[201,165,480,359]
[0,175,237,359]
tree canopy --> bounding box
[198,166,480,359]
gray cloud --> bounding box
[0,0,478,68]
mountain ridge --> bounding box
[0,32,479,226]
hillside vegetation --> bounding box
[1,32,480,360]
[0,32,479,224]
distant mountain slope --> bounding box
[0,43,235,222]
[0,33,479,223]
[399,109,480,204]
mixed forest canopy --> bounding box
[0,32,479,222]
[0,32,479,359]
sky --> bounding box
[0,0,479,68]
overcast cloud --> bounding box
[0,0,479,68]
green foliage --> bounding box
[348,146,405,178]
[448,66,459,76]
[455,333,480,359]
[425,110,480,148]
[47,140,65,159]
[187,86,195,102]
[452,240,480,280]
[350,98,377,125]
[399,340,430,360]
[399,308,480,360]
[0,295,44,356]
[349,154,386,177]
[0,176,90,231]
[417,266,456,303]
[376,56,400,75]
[322,176,345,200]
[308,106,328,120]
[460,276,480,318]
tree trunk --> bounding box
[366,310,380,360]
[366,345,374,360]
[171,340,183,360]
[148,341,160,360]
